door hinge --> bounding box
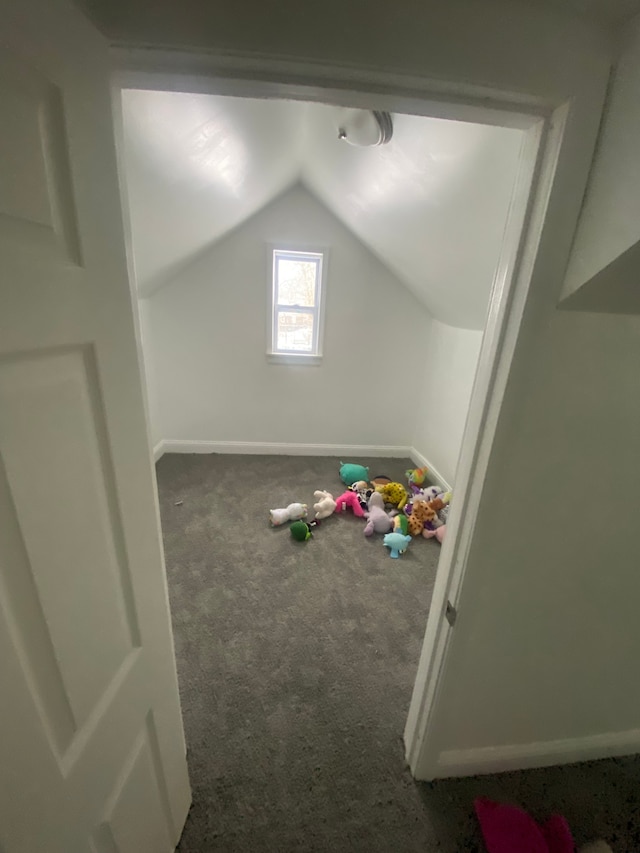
[445,600,457,627]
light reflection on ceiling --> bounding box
[121,89,523,329]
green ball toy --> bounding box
[290,519,321,541]
[290,521,312,541]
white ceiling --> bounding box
[121,92,304,295]
[300,106,522,329]
[121,90,522,329]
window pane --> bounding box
[277,258,318,307]
[276,311,315,352]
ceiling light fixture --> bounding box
[337,109,393,146]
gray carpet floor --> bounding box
[157,454,640,852]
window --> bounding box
[269,248,325,363]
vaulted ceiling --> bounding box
[120,90,523,329]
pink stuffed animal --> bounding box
[333,490,365,518]
[423,523,446,543]
[475,798,611,853]
[475,798,574,853]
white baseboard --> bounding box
[158,440,413,459]
[154,441,454,490]
[434,728,640,778]
[409,447,452,492]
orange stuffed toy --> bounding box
[406,497,445,537]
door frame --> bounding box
[110,47,597,780]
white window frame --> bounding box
[267,246,327,365]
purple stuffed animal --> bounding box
[363,491,395,536]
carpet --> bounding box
[157,453,640,852]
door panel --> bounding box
[0,348,138,728]
[0,450,77,756]
[97,722,175,853]
[0,48,81,264]
[0,1,191,850]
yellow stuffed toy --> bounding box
[374,481,408,510]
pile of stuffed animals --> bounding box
[269,462,452,559]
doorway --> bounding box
[0,1,613,849]
[113,75,545,789]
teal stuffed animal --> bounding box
[383,531,412,558]
[339,462,369,486]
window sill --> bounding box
[266,352,323,366]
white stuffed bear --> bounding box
[313,490,336,520]
[269,503,307,526]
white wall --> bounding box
[142,184,431,447]
[412,322,483,487]
[414,21,640,770]
[564,14,640,302]
[83,0,610,105]
[429,310,640,763]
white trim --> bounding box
[267,246,326,356]
[436,729,640,778]
[159,440,412,458]
[409,447,452,493]
[155,440,448,484]
[267,244,329,360]
[112,48,543,130]
[266,352,322,366]
[405,117,550,777]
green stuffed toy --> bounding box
[339,462,370,486]
[290,520,319,541]
[393,514,409,535]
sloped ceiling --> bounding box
[121,90,523,329]
[121,91,305,294]
[300,107,521,328]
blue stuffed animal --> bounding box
[383,531,412,558]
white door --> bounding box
[0,1,191,851]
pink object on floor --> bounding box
[542,815,575,853]
[423,524,446,543]
[475,798,574,853]
[333,490,365,518]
